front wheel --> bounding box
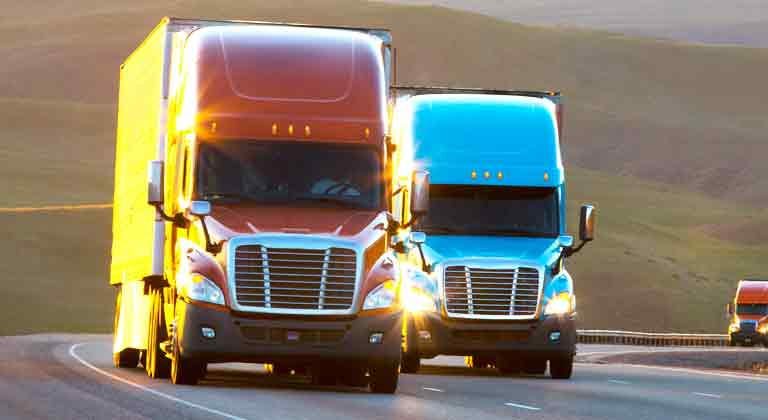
[369,361,399,394]
[171,330,202,385]
[550,354,574,379]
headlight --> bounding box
[403,286,437,312]
[544,292,574,315]
[363,280,397,310]
[759,326,767,334]
[178,274,225,305]
[729,323,741,333]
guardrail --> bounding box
[577,329,730,347]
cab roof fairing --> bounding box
[178,25,388,144]
[399,94,564,187]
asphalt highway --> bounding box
[1,334,766,420]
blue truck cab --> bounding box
[389,87,596,379]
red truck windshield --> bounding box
[737,304,768,315]
[195,141,383,210]
[415,185,560,237]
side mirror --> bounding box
[147,160,164,205]
[579,204,596,242]
[558,235,574,248]
[409,231,427,245]
[726,303,734,316]
[189,200,211,217]
[411,170,430,216]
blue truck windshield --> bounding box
[737,304,768,316]
[415,185,559,237]
[195,141,382,210]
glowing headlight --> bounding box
[363,280,397,310]
[178,274,225,305]
[544,292,573,315]
[759,326,767,334]
[729,323,741,333]
[403,286,437,313]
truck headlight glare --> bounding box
[178,274,225,306]
[729,323,741,333]
[403,286,437,312]
[544,292,573,315]
[363,280,396,310]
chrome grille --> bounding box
[444,265,541,318]
[234,245,357,312]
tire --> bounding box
[171,337,202,385]
[146,288,170,379]
[496,354,522,375]
[113,289,140,368]
[550,355,574,379]
[522,358,547,375]
[401,350,421,374]
[369,361,399,394]
[311,368,338,386]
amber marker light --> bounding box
[210,121,217,133]
[304,125,311,137]
[365,127,371,138]
[483,171,491,180]
[288,124,294,136]
[471,170,478,180]
[497,171,503,180]
[271,123,278,136]
[544,172,550,181]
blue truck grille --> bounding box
[740,320,757,334]
[444,266,541,318]
[233,245,357,311]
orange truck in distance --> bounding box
[110,18,421,392]
[726,279,768,346]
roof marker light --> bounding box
[288,124,294,136]
[304,125,311,137]
[483,171,491,180]
[544,172,550,181]
[210,121,217,133]
[272,123,278,136]
[497,171,503,180]
[365,127,371,138]
[471,170,478,180]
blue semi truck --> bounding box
[389,87,596,379]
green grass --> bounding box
[0,0,765,335]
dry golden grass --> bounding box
[1,0,765,333]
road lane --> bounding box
[1,334,766,420]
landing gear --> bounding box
[113,289,140,368]
[465,355,494,369]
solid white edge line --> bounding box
[604,363,768,382]
[504,402,541,411]
[422,387,444,392]
[692,392,722,399]
[69,343,249,420]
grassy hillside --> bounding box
[0,0,765,334]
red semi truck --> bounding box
[110,18,426,392]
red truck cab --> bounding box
[111,19,412,393]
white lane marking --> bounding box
[607,379,631,385]
[505,402,541,411]
[692,392,722,399]
[69,343,248,420]
[422,387,444,392]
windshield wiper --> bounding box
[293,195,366,209]
[477,229,554,237]
[200,192,248,202]
[423,226,467,235]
